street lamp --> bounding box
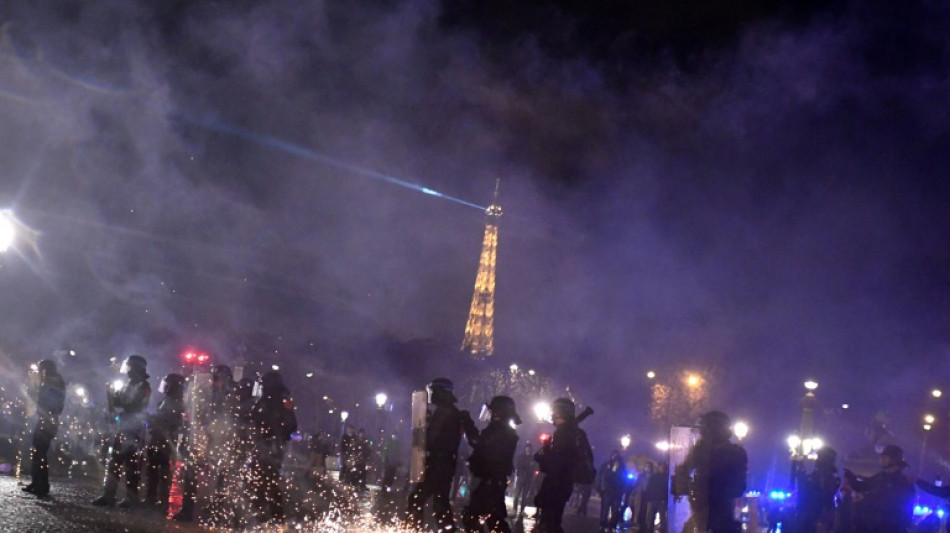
[733,421,749,440]
[921,415,936,475]
[620,434,631,450]
[375,393,388,409]
[932,389,943,399]
[0,210,16,252]
[646,371,656,379]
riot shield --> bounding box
[409,390,427,483]
[669,425,702,533]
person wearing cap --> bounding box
[533,397,594,533]
[844,444,915,533]
[93,354,152,507]
[23,359,66,498]
[461,396,521,533]
[406,377,476,532]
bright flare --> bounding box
[733,421,749,440]
[0,211,14,252]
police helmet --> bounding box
[551,398,575,420]
[484,395,522,425]
[426,377,456,404]
[211,365,233,382]
[698,410,732,440]
[158,373,186,396]
[120,355,148,377]
[37,359,57,375]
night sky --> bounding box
[0,0,947,482]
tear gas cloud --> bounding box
[0,1,947,473]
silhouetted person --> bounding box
[340,423,358,485]
[93,355,152,507]
[845,445,915,533]
[406,377,474,532]
[643,462,669,533]
[145,373,186,509]
[248,371,297,524]
[597,450,627,531]
[793,447,840,533]
[23,359,66,498]
[533,398,594,533]
[674,410,748,533]
[462,395,520,533]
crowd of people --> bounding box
[12,361,947,533]
[21,355,298,528]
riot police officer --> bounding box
[406,377,476,532]
[145,373,186,508]
[23,359,66,498]
[249,371,297,524]
[93,355,152,507]
[533,398,594,533]
[462,395,520,533]
[174,364,239,523]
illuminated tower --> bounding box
[461,180,502,359]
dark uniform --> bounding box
[793,447,840,533]
[249,371,297,524]
[462,396,520,533]
[533,398,593,533]
[846,445,915,533]
[674,410,748,533]
[407,377,472,532]
[24,360,66,498]
[93,355,152,507]
[145,373,186,507]
[174,364,239,522]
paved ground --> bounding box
[0,473,613,532]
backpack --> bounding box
[571,430,597,484]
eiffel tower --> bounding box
[461,180,502,359]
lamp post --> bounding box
[920,414,935,475]
[621,434,631,451]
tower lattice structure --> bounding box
[461,180,502,359]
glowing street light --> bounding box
[620,434,631,450]
[733,420,749,440]
[0,210,15,253]
[340,410,349,422]
[271,364,280,371]
[509,363,519,372]
[375,392,388,409]
[646,371,656,379]
[75,386,86,398]
[533,401,552,423]
[933,389,943,399]
[804,380,819,391]
[686,374,701,388]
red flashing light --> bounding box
[197,354,209,364]
[182,351,196,363]
[539,433,551,443]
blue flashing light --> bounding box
[914,505,933,516]
[627,472,635,480]
[769,490,792,500]
[938,509,946,519]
